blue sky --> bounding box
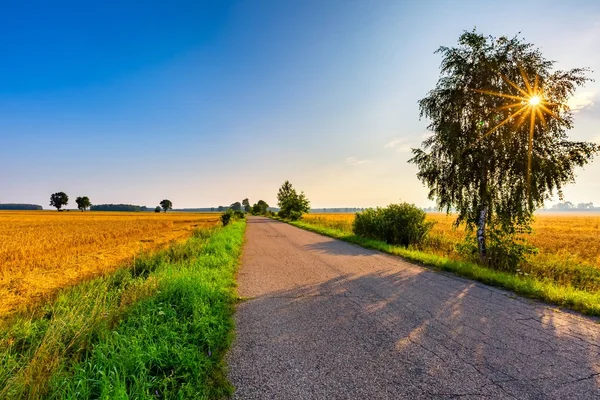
[1,0,599,209]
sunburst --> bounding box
[473,68,562,196]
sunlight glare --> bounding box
[472,69,563,199]
[529,95,541,106]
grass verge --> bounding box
[283,218,600,318]
[0,221,246,399]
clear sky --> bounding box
[1,0,599,209]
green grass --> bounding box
[284,218,600,318]
[0,221,246,399]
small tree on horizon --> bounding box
[230,202,242,211]
[251,200,269,215]
[154,206,161,213]
[242,198,251,212]
[159,199,173,213]
[50,192,69,211]
[75,196,91,211]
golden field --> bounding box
[0,211,220,318]
[302,212,600,267]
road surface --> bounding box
[227,217,600,399]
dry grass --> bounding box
[0,211,220,318]
[302,212,600,267]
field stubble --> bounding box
[0,211,220,319]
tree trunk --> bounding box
[477,205,488,262]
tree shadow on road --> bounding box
[302,240,380,257]
[229,269,600,399]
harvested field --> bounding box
[0,211,220,318]
[302,212,600,266]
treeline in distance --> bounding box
[90,204,149,212]
[0,203,43,210]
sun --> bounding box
[472,68,563,196]
[529,95,541,106]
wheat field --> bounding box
[0,211,220,318]
[302,212,600,267]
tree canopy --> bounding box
[251,200,269,215]
[230,202,242,212]
[160,199,173,213]
[75,196,91,211]
[49,192,69,211]
[277,180,310,220]
[242,198,251,213]
[410,30,599,264]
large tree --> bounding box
[277,180,310,220]
[50,192,69,211]
[410,30,598,263]
[75,196,91,211]
[230,202,242,211]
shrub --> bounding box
[457,224,537,272]
[233,210,245,219]
[352,203,434,246]
[221,210,233,226]
[221,209,245,226]
[289,210,303,221]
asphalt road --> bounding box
[226,217,600,399]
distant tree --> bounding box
[576,202,594,210]
[410,30,599,266]
[551,201,575,210]
[277,180,310,220]
[242,198,251,213]
[75,196,91,211]
[230,202,242,211]
[50,192,69,211]
[211,207,215,212]
[257,200,269,214]
[154,206,161,213]
[160,199,173,213]
[251,200,269,215]
[277,181,294,205]
[217,206,224,212]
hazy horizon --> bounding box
[2,1,599,209]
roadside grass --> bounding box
[301,213,600,293]
[283,219,600,318]
[0,221,246,399]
